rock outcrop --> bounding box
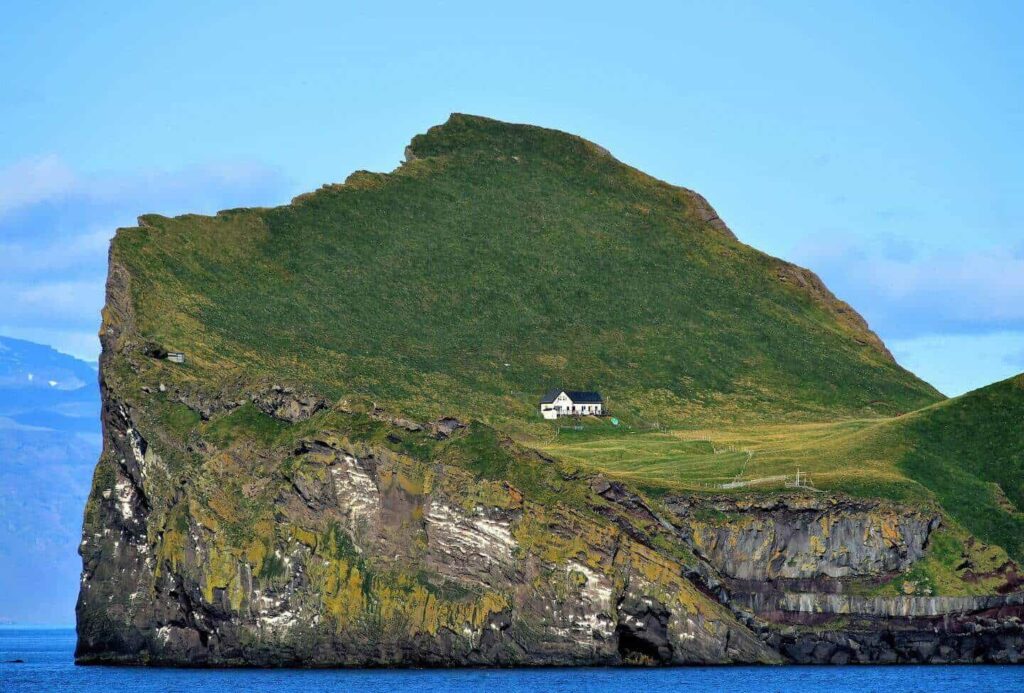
[669,495,939,580]
[663,494,1023,664]
[77,362,1024,666]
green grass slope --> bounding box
[897,373,1024,561]
[112,114,940,426]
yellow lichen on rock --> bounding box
[291,525,318,549]
[881,516,901,547]
[155,527,186,573]
[201,545,247,610]
[317,559,366,626]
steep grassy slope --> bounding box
[897,374,1024,561]
[111,114,940,427]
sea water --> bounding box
[2,628,1021,692]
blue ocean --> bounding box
[2,628,1021,692]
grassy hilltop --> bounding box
[113,114,940,429]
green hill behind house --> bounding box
[113,114,941,429]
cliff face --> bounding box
[77,355,1024,665]
[672,496,939,580]
[664,496,1023,664]
[76,385,775,665]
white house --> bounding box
[539,389,604,419]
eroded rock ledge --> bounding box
[660,493,1023,663]
[668,495,939,580]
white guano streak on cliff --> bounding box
[253,590,299,634]
[330,454,379,544]
[425,501,516,565]
[259,610,299,632]
[778,591,1024,617]
[565,561,615,641]
[118,403,149,481]
[114,476,135,521]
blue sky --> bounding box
[1,1,1021,396]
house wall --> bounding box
[540,392,602,418]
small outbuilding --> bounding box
[540,389,603,419]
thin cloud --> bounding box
[2,280,105,321]
[888,330,1024,396]
[0,155,290,361]
[793,236,1024,338]
[0,155,76,217]
[0,228,111,277]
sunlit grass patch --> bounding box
[532,417,927,501]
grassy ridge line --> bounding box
[112,114,939,428]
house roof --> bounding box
[540,388,603,404]
[540,388,563,404]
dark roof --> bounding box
[566,390,603,403]
[540,388,563,404]
[540,388,603,404]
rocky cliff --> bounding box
[78,265,779,664]
[77,351,1024,665]
[76,368,775,665]
[664,495,1023,663]
[671,495,939,581]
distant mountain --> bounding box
[0,336,100,625]
[0,336,98,428]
